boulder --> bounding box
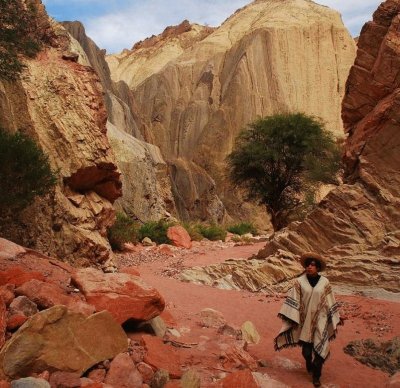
[104,353,142,388]
[241,321,260,345]
[199,308,226,329]
[0,306,128,379]
[219,343,258,371]
[15,280,94,316]
[48,371,81,388]
[72,268,165,324]
[8,297,38,318]
[0,286,14,306]
[167,226,192,249]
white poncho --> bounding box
[274,273,341,359]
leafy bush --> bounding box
[138,220,174,245]
[227,112,342,230]
[0,129,57,215]
[0,0,45,80]
[107,212,139,251]
[182,222,204,241]
[227,222,257,236]
[196,223,227,241]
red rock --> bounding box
[220,370,259,388]
[200,308,226,328]
[160,310,177,327]
[167,226,192,249]
[0,285,15,306]
[0,238,25,260]
[0,298,6,348]
[49,371,81,387]
[104,353,143,387]
[80,383,103,388]
[119,266,141,277]
[6,313,27,330]
[141,334,182,378]
[72,268,165,324]
[87,369,106,383]
[9,295,38,316]
[136,362,154,383]
[0,381,10,388]
[388,372,400,387]
[164,381,181,388]
[158,245,174,256]
[219,343,258,371]
[0,266,44,287]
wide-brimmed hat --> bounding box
[300,252,327,271]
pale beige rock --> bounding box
[0,306,128,379]
[241,321,260,345]
[108,0,356,224]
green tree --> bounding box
[227,113,342,230]
[0,0,44,80]
[0,129,57,215]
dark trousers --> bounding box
[301,342,324,378]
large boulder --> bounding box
[0,306,128,379]
[72,268,165,324]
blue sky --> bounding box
[43,0,382,54]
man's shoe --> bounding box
[313,377,321,387]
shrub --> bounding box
[227,222,257,236]
[182,222,204,241]
[196,223,227,241]
[227,112,342,230]
[0,129,57,215]
[138,220,174,245]
[0,0,44,80]
[107,212,139,251]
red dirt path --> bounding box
[118,241,400,388]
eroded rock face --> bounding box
[0,8,122,265]
[108,0,356,225]
[63,21,177,222]
[252,0,400,291]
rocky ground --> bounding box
[115,240,400,388]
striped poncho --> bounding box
[274,273,341,359]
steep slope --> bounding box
[0,2,121,266]
[62,21,176,222]
[252,0,400,291]
[108,0,356,224]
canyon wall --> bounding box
[0,2,121,266]
[254,0,400,291]
[107,0,356,225]
[62,21,177,223]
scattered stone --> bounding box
[344,337,400,375]
[219,370,259,388]
[150,369,169,388]
[272,356,302,370]
[241,321,260,344]
[142,335,182,378]
[104,353,143,388]
[148,316,167,338]
[9,296,38,317]
[136,362,154,383]
[48,371,81,387]
[219,343,258,371]
[87,369,106,383]
[199,308,226,328]
[167,226,192,249]
[0,285,15,306]
[217,324,241,339]
[72,268,165,324]
[180,369,200,388]
[10,377,50,388]
[0,306,128,379]
[142,238,154,247]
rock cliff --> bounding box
[253,0,400,291]
[62,21,177,222]
[107,0,356,225]
[0,2,121,265]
